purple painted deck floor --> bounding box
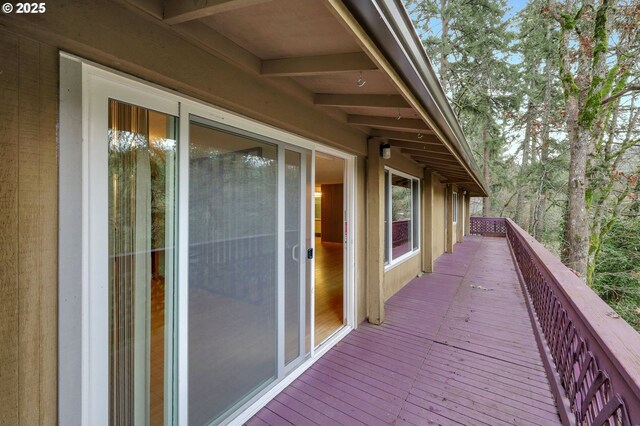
[248,236,561,425]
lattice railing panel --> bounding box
[506,222,636,426]
[470,217,507,235]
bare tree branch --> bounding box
[601,85,640,105]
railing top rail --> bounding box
[505,218,640,423]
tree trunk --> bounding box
[562,99,590,279]
[560,0,612,280]
[515,103,533,226]
[482,121,491,217]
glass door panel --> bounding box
[188,120,278,425]
[284,149,308,367]
[108,100,177,425]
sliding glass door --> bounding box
[187,117,311,424]
[88,70,324,426]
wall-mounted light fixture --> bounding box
[314,191,322,198]
[380,143,391,160]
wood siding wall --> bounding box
[383,255,421,301]
[432,180,446,259]
[0,29,58,425]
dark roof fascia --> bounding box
[342,0,488,196]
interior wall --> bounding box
[0,29,58,425]
[320,184,343,243]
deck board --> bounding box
[249,236,561,425]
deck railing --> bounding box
[469,216,507,236]
[473,217,640,425]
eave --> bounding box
[338,0,489,196]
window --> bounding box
[453,192,459,224]
[384,168,420,266]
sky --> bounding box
[507,0,528,17]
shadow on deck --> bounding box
[249,236,561,425]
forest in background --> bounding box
[404,0,640,329]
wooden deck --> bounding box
[248,236,561,425]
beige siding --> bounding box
[356,157,367,324]
[383,255,422,301]
[0,29,58,425]
[432,180,446,259]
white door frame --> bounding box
[80,60,358,426]
[311,146,357,352]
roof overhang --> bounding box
[0,0,488,196]
[340,0,488,196]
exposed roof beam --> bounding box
[423,169,470,178]
[314,94,410,109]
[388,140,448,152]
[408,155,460,166]
[164,0,272,25]
[348,115,429,131]
[371,129,436,143]
[412,159,467,171]
[261,53,376,77]
[400,148,455,160]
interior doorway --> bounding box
[314,152,346,346]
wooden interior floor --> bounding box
[248,236,561,425]
[150,278,165,426]
[314,237,344,346]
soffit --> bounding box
[200,0,360,59]
[134,0,484,194]
[291,71,399,96]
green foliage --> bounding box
[406,0,639,327]
[593,217,640,331]
[560,13,576,31]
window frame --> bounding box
[384,167,421,270]
[453,192,459,224]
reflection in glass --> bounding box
[108,100,177,425]
[391,175,412,259]
[285,150,302,365]
[188,121,278,425]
